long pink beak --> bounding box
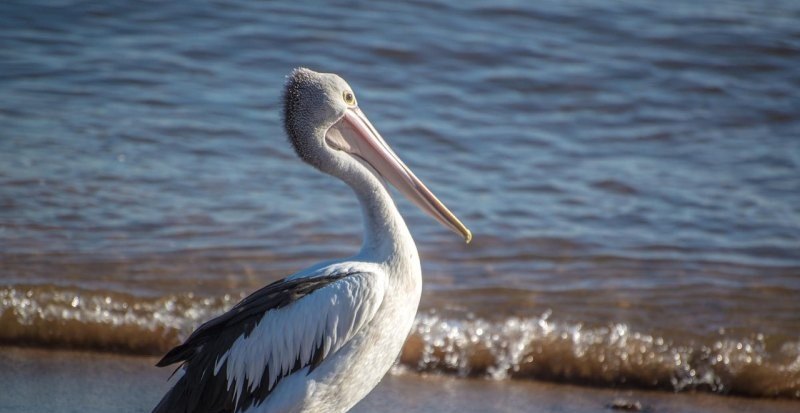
[325,107,472,243]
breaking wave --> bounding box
[402,311,800,398]
[1,284,798,398]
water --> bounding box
[1,0,799,399]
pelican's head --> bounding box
[283,68,471,243]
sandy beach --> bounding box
[1,346,797,413]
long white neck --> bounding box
[349,170,417,263]
[309,129,418,267]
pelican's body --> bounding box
[153,68,470,413]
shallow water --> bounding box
[1,0,799,398]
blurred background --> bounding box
[1,0,798,399]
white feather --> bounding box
[225,335,244,389]
[214,351,229,376]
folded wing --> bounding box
[153,264,386,413]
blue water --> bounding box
[1,0,799,397]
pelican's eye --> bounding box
[343,91,356,106]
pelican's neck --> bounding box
[303,123,418,265]
[344,165,416,263]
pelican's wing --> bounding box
[152,263,386,413]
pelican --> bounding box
[152,68,471,413]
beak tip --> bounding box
[464,230,473,244]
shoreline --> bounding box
[1,346,798,413]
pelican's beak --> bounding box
[326,107,472,243]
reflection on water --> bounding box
[1,0,799,398]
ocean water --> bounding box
[1,0,799,399]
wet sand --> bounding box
[1,346,797,413]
